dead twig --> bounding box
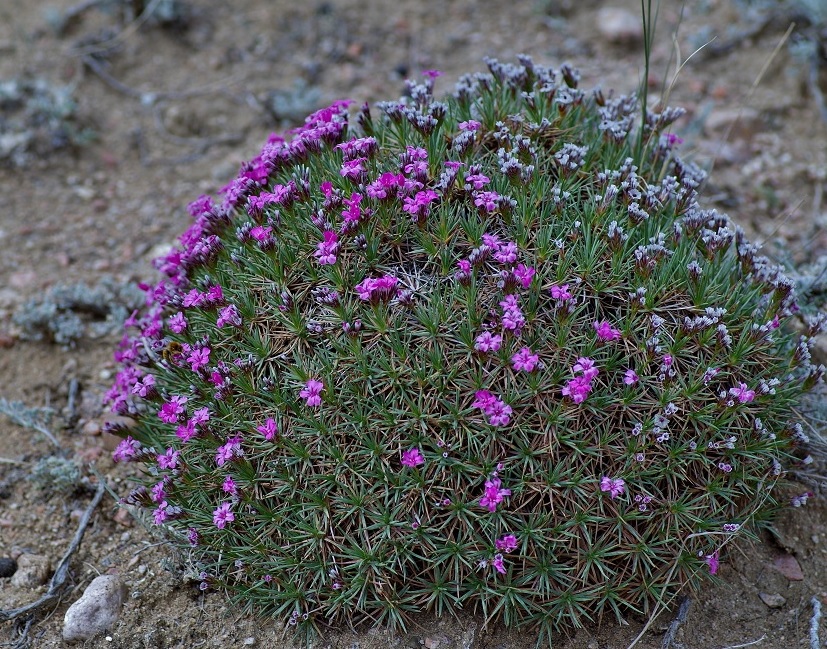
[718,636,766,649]
[810,596,822,649]
[0,481,106,623]
[661,597,691,649]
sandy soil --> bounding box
[1,0,827,647]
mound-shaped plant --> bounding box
[106,57,825,640]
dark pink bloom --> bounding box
[176,420,197,443]
[422,69,443,79]
[474,332,502,353]
[157,447,180,470]
[401,448,425,468]
[562,376,593,403]
[480,475,511,513]
[153,501,169,525]
[513,264,535,288]
[151,481,166,504]
[486,400,512,427]
[250,225,272,242]
[495,534,518,553]
[340,156,367,181]
[594,320,621,341]
[473,191,501,213]
[213,502,235,529]
[217,304,242,328]
[599,476,625,499]
[112,436,141,463]
[550,284,572,301]
[215,436,242,467]
[491,553,506,574]
[314,230,339,265]
[169,312,188,333]
[158,395,187,423]
[366,172,405,200]
[623,369,639,385]
[511,347,540,372]
[131,374,156,398]
[222,476,238,495]
[729,383,755,403]
[354,275,399,302]
[465,173,490,190]
[256,418,278,441]
[494,242,518,264]
[705,550,720,575]
[300,379,324,407]
[458,120,481,132]
[187,347,211,372]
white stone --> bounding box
[10,554,50,588]
[596,8,643,44]
[63,575,127,642]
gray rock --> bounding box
[63,575,127,642]
[10,553,50,588]
[0,557,17,578]
[759,592,786,608]
[596,8,643,45]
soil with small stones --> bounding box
[1,0,826,647]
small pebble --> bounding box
[63,575,127,642]
[11,553,51,588]
[596,7,643,44]
[242,638,256,646]
[759,592,786,608]
[0,557,17,578]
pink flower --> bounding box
[486,400,513,427]
[169,312,188,333]
[594,320,621,341]
[472,390,496,411]
[474,331,502,353]
[112,436,140,463]
[191,407,210,426]
[314,230,339,265]
[153,501,169,525]
[729,383,755,403]
[480,475,511,513]
[550,284,572,301]
[561,376,593,403]
[458,120,481,131]
[222,476,238,495]
[422,69,443,79]
[401,448,425,468]
[474,191,501,212]
[176,420,197,443]
[213,502,235,529]
[300,379,324,407]
[131,374,156,398]
[494,242,518,264]
[623,369,639,385]
[158,395,187,423]
[215,436,242,467]
[151,481,167,504]
[662,354,673,367]
[340,156,367,181]
[599,476,625,499]
[366,172,404,200]
[495,534,518,553]
[157,447,180,470]
[187,347,210,372]
[216,304,242,328]
[250,225,273,242]
[513,264,535,288]
[256,418,278,441]
[402,189,439,222]
[465,173,490,190]
[572,357,597,378]
[354,275,398,303]
[491,553,506,574]
[705,550,720,575]
[511,347,540,372]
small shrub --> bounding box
[106,57,825,640]
[30,456,82,493]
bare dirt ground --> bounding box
[1,0,827,647]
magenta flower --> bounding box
[465,173,490,190]
[572,357,599,380]
[366,172,404,200]
[458,120,481,131]
[662,354,673,367]
[131,374,156,398]
[191,407,210,426]
[705,550,720,575]
[401,448,425,468]
[513,264,535,288]
[176,420,197,443]
[222,476,238,495]
[402,189,439,222]
[354,275,399,303]
[340,193,366,230]
[112,436,141,463]
[511,347,540,372]
[494,242,518,264]
[491,553,506,574]
[594,320,621,341]
[480,475,511,513]
[256,418,278,441]
[474,331,503,353]
[729,382,755,403]
[314,230,339,265]
[151,481,167,504]
[499,294,525,332]
[486,400,512,427]
[550,284,573,301]
[599,476,626,499]
[561,376,593,404]
[187,347,211,372]
[169,312,188,333]
[623,369,639,385]
[422,69,443,79]
[217,304,242,328]
[250,225,272,242]
[215,436,242,467]
[472,390,496,411]
[182,289,205,308]
[474,191,501,212]
[213,502,235,529]
[300,379,324,407]
[153,501,169,525]
[157,447,180,470]
[158,395,187,423]
[495,534,518,553]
